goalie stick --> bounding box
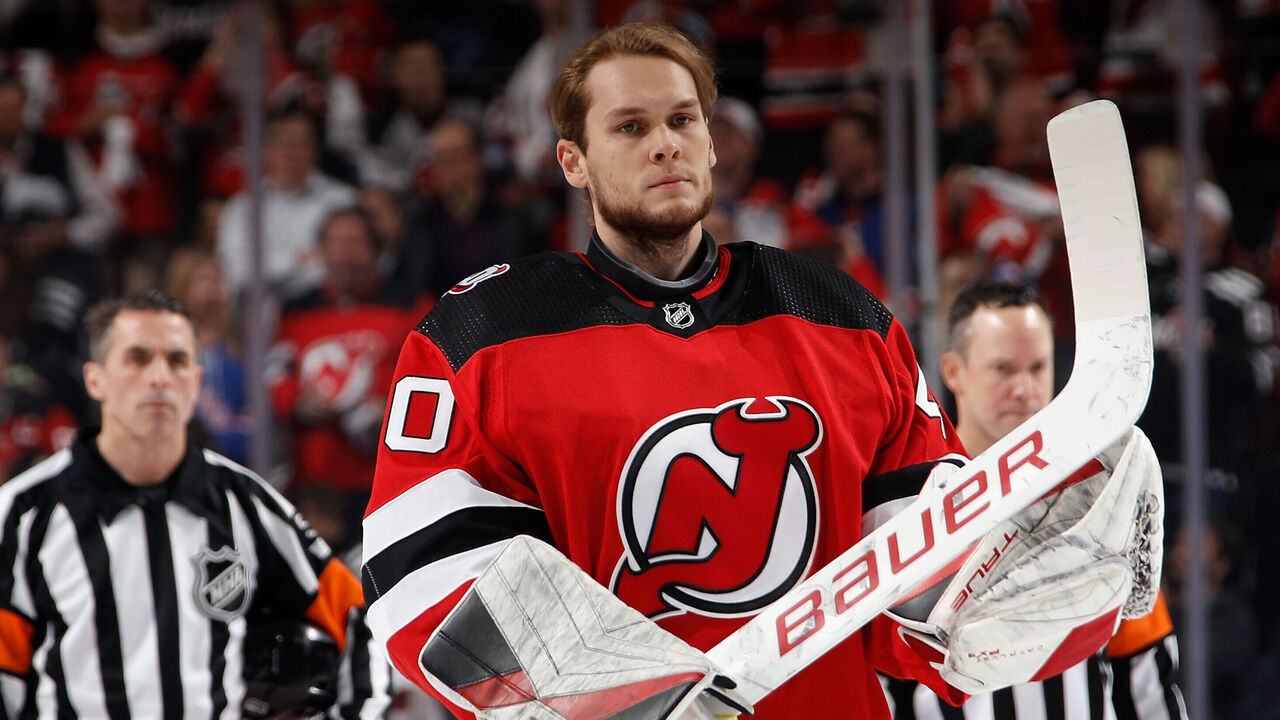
[699,99,1154,708]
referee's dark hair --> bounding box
[946,278,1052,356]
[85,290,196,362]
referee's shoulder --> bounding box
[0,449,75,504]
[196,447,299,515]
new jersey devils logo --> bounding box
[611,397,823,619]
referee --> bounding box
[0,291,391,719]
[881,280,1186,720]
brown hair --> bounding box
[550,22,717,150]
[84,290,196,363]
[163,248,238,352]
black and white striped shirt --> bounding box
[0,429,391,719]
[882,636,1187,720]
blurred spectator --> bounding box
[937,3,1076,98]
[1141,183,1280,640]
[784,203,886,299]
[1097,0,1229,140]
[1134,143,1183,237]
[359,36,481,191]
[1164,515,1258,719]
[382,1,537,101]
[0,74,119,256]
[747,1,877,187]
[485,0,592,187]
[176,4,365,196]
[216,107,356,301]
[391,116,538,301]
[0,329,76,482]
[46,0,182,290]
[1139,179,1280,490]
[0,49,59,129]
[936,78,1072,333]
[0,175,106,424]
[287,0,398,105]
[795,108,889,273]
[757,1,870,133]
[188,192,227,253]
[163,247,251,465]
[706,96,788,248]
[358,184,407,273]
[935,7,1088,171]
[266,207,417,548]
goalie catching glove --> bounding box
[889,426,1163,694]
[417,535,752,720]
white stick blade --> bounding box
[1047,99,1150,323]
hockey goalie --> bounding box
[361,21,1159,720]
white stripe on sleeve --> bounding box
[362,468,539,561]
[366,540,509,644]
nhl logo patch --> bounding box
[662,301,695,329]
[193,545,254,621]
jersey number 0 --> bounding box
[383,376,455,454]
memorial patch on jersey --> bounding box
[446,263,510,295]
[193,545,254,621]
[611,397,822,619]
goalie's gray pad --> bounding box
[899,426,1163,693]
[419,535,751,720]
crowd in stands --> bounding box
[2,1,1280,716]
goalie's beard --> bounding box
[592,185,715,259]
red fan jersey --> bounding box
[46,50,179,236]
[364,235,967,718]
[268,291,418,493]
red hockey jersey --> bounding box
[364,235,968,718]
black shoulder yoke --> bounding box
[418,253,637,372]
[419,244,896,373]
[726,244,894,339]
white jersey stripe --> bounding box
[1129,643,1175,720]
[30,628,56,718]
[104,506,163,720]
[40,505,111,719]
[362,468,539,561]
[165,503,214,720]
[217,486,255,720]
[251,494,320,594]
[366,540,509,643]
[0,450,71,525]
[1010,681,1047,720]
[11,508,38,617]
[960,690,994,720]
[1061,661,1091,720]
